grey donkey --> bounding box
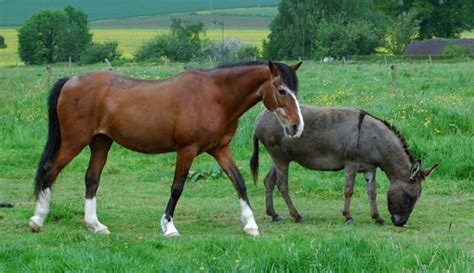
[250,106,438,226]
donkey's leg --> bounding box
[161,147,197,236]
[342,164,357,224]
[264,166,282,221]
[210,145,259,236]
[84,135,112,234]
[275,163,303,223]
[30,141,86,232]
[365,169,385,225]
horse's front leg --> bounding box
[161,147,197,236]
[365,169,385,225]
[342,163,357,224]
[209,145,259,236]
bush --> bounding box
[235,44,260,60]
[135,18,205,62]
[79,41,121,64]
[442,42,470,56]
[0,35,6,49]
[202,38,260,61]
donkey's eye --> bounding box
[278,89,287,96]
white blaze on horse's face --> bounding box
[272,84,304,138]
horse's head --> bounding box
[261,61,304,138]
[387,161,439,226]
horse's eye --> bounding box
[278,89,287,96]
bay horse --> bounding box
[29,60,304,236]
[250,106,438,226]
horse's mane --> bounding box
[364,111,416,164]
[201,60,299,94]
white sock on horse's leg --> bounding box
[85,197,110,234]
[29,188,52,231]
[161,214,180,236]
[240,199,260,236]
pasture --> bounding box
[0,60,472,271]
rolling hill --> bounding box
[0,0,279,26]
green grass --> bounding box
[0,61,473,271]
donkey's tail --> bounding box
[250,133,260,186]
[34,77,69,198]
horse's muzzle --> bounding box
[285,123,303,138]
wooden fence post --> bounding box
[105,58,112,71]
[391,65,397,95]
[46,66,52,86]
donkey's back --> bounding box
[254,106,381,172]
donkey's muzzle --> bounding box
[391,214,407,227]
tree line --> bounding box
[9,1,474,65]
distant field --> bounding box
[0,27,270,65]
[0,0,279,26]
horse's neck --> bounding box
[214,65,269,121]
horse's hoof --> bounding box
[345,218,355,225]
[244,228,260,236]
[376,219,386,226]
[29,220,41,232]
[164,231,180,237]
[295,217,304,224]
[95,228,111,235]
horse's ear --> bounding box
[420,163,439,181]
[268,61,280,77]
[290,61,303,71]
[409,160,421,180]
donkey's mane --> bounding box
[210,60,299,94]
[365,112,415,164]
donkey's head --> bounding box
[387,160,439,226]
[261,61,304,138]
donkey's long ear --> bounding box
[290,61,303,71]
[268,61,280,77]
[420,163,439,181]
[409,160,421,180]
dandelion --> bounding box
[199,266,205,271]
[235,259,240,264]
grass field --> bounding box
[0,61,473,271]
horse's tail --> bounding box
[250,133,260,186]
[34,77,69,198]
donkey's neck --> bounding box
[376,135,412,182]
[213,65,269,121]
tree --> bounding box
[0,35,6,49]
[385,12,420,55]
[375,0,473,39]
[58,6,92,61]
[263,0,387,59]
[18,6,92,64]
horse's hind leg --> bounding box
[264,165,282,221]
[84,134,112,234]
[342,163,357,224]
[275,163,303,223]
[364,169,385,225]
[29,140,87,232]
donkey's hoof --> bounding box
[29,220,41,232]
[375,219,386,226]
[95,227,111,235]
[271,215,283,222]
[244,228,260,236]
[164,230,180,237]
[295,217,304,224]
[345,218,355,225]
